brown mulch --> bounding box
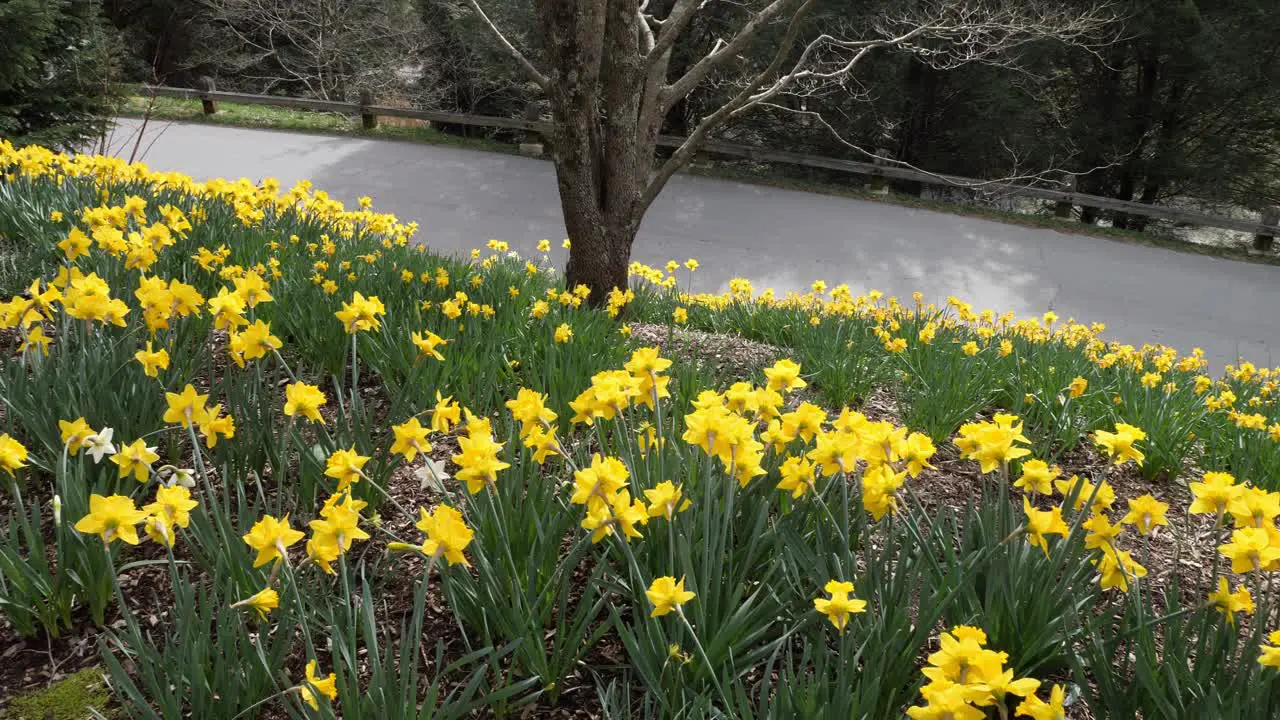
[630,322,783,380]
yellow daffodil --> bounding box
[335,291,385,333]
[110,438,159,482]
[571,454,630,512]
[143,485,199,547]
[411,330,448,361]
[416,504,474,566]
[1219,528,1280,573]
[391,417,432,462]
[74,494,147,545]
[763,359,807,393]
[812,579,867,632]
[1189,471,1241,522]
[232,587,279,620]
[283,382,327,423]
[451,425,509,493]
[431,393,461,434]
[134,342,170,377]
[1120,494,1169,535]
[1208,577,1254,625]
[776,455,818,499]
[163,384,210,428]
[58,418,95,455]
[1014,684,1066,720]
[298,659,337,710]
[643,481,689,519]
[324,447,370,491]
[198,405,236,448]
[307,495,370,573]
[972,669,1040,707]
[1093,423,1147,466]
[646,576,695,617]
[1023,498,1069,556]
[242,514,305,567]
[1228,487,1280,529]
[1055,475,1115,513]
[1095,548,1147,592]
[1014,459,1059,495]
[229,319,282,367]
[924,628,1006,685]
[505,388,557,438]
[1082,513,1122,551]
[58,227,92,261]
[1260,630,1280,669]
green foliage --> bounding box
[1071,562,1280,717]
[0,0,121,150]
[101,568,296,719]
[894,319,1001,442]
[439,456,610,701]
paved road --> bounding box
[107,117,1277,370]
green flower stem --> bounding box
[676,608,736,719]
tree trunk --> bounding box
[895,60,942,198]
[536,0,653,305]
[563,209,636,300]
[551,132,644,301]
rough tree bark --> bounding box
[465,0,1114,302]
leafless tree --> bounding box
[464,0,1116,299]
[200,0,431,102]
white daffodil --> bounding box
[84,427,116,463]
[414,457,451,492]
[165,467,196,488]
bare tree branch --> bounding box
[464,0,549,89]
[642,0,817,214]
[200,0,432,101]
[645,0,702,66]
[465,0,1122,298]
[769,103,1125,190]
[661,0,805,113]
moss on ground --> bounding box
[3,668,111,720]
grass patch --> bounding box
[121,95,517,155]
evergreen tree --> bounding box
[0,0,120,150]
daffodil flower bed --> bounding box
[4,141,1280,717]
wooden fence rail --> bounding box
[133,83,1280,247]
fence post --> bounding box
[196,76,216,115]
[1054,175,1077,218]
[358,89,377,130]
[868,148,891,195]
[518,102,543,156]
[1255,205,1280,252]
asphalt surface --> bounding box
[107,117,1278,370]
